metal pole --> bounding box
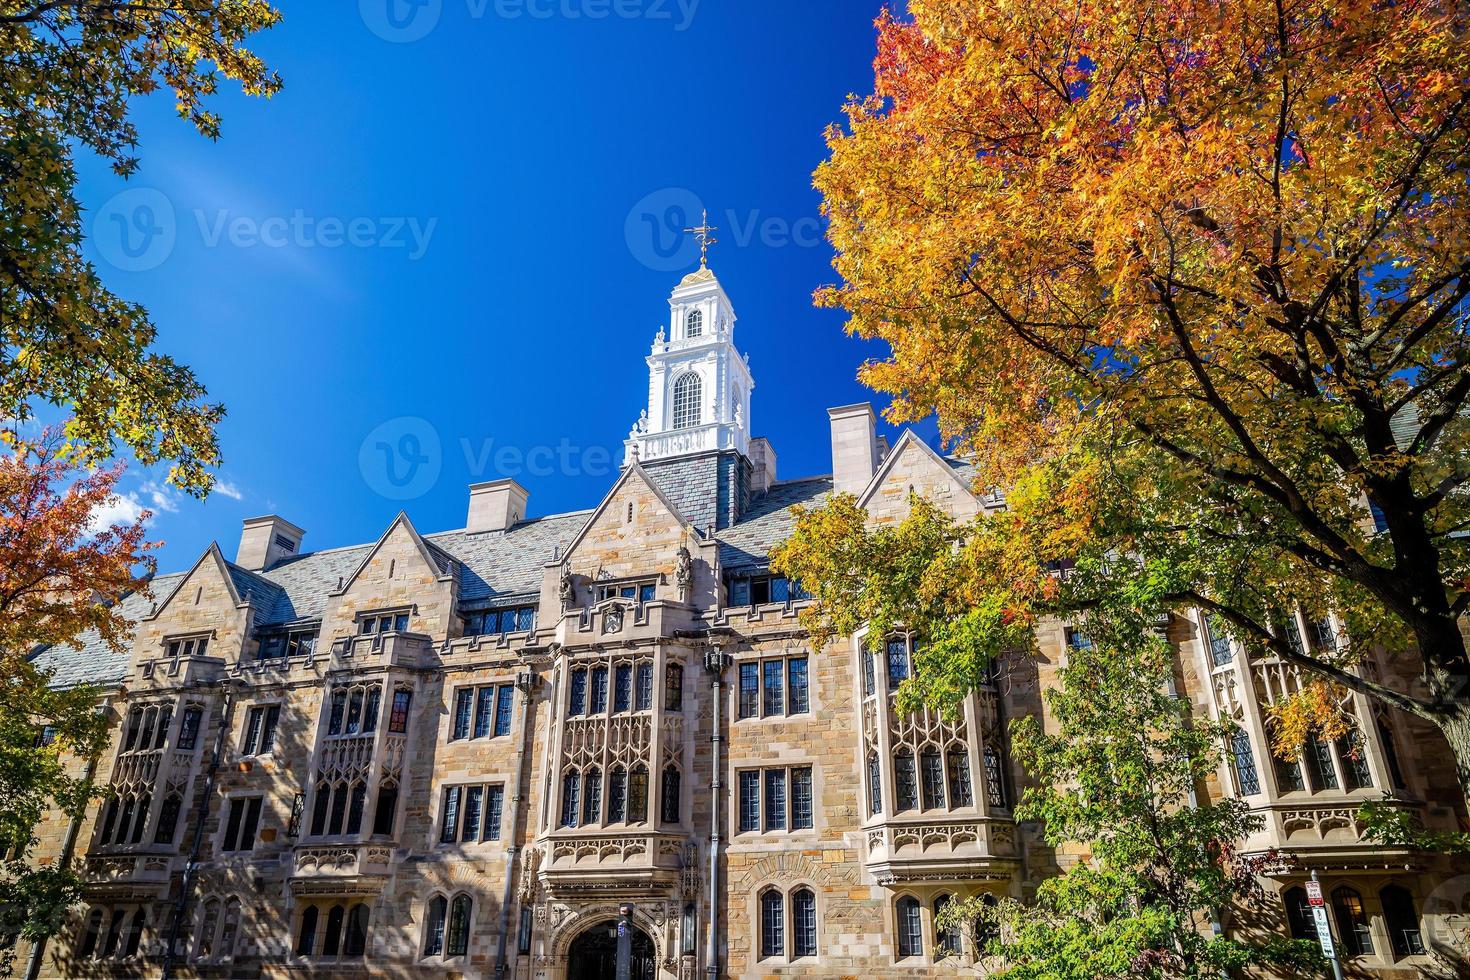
[616,903,634,980]
[162,682,235,980]
[495,671,537,977]
[1311,870,1346,980]
[703,646,727,980]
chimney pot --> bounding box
[236,516,305,572]
[828,403,880,496]
[468,479,529,533]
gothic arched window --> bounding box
[934,895,959,956]
[629,766,649,823]
[344,903,369,956]
[582,768,603,826]
[447,895,472,956]
[1380,884,1424,957]
[760,889,784,958]
[296,905,318,956]
[661,766,682,824]
[1331,886,1373,956]
[424,896,447,957]
[895,896,923,958]
[792,889,817,958]
[672,373,702,429]
[322,904,345,957]
[155,793,182,845]
[686,309,703,337]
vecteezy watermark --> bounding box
[360,417,443,501]
[360,0,443,42]
[359,419,623,501]
[460,436,618,479]
[195,210,437,260]
[90,188,439,272]
[92,187,178,273]
[1423,873,1470,951]
[624,188,826,271]
[360,0,699,41]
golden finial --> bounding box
[684,209,718,268]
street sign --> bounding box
[1312,906,1336,958]
[1306,879,1324,906]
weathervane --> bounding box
[684,209,718,267]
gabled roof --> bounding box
[332,511,458,597]
[857,429,979,509]
[560,462,693,561]
[28,574,185,690]
[144,542,253,620]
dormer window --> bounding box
[165,635,210,659]
[595,580,656,604]
[358,611,409,635]
[257,627,317,661]
[672,373,702,429]
[727,573,808,607]
[685,309,703,338]
[463,606,535,637]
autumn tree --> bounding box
[1,0,282,493]
[932,608,1320,979]
[809,0,1470,801]
[0,437,154,971]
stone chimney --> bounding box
[467,479,529,533]
[236,516,305,572]
[748,437,778,494]
[828,403,880,496]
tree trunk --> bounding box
[1435,699,1470,812]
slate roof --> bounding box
[30,441,974,689]
[29,573,186,690]
[716,476,832,570]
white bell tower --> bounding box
[625,263,755,466]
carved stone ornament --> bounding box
[603,605,624,634]
[674,545,693,601]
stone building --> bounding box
[17,265,1470,979]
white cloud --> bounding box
[214,480,244,501]
[140,480,180,514]
[88,493,150,534]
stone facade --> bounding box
[17,267,1470,979]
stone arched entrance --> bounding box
[566,919,656,980]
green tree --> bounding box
[812,0,1470,803]
[0,437,153,974]
[1,0,282,492]
[934,608,1321,979]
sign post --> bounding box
[616,903,634,980]
[1308,871,1344,980]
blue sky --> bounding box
[75,0,929,572]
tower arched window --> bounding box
[672,374,702,429]
[686,308,703,337]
